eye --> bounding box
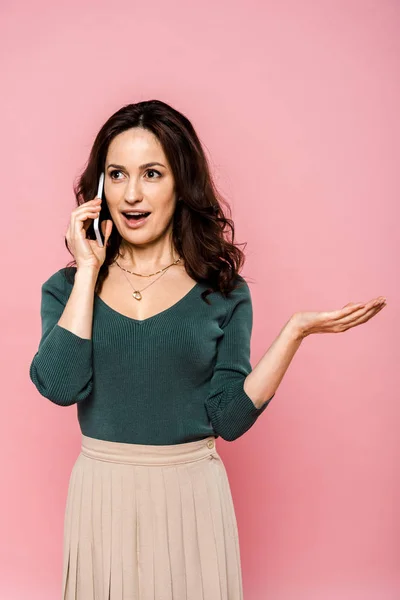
[145,169,162,179]
[109,169,123,180]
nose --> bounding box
[124,176,143,202]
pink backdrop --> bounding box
[2,0,398,598]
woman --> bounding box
[29,99,386,600]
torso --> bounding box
[96,260,199,321]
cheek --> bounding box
[150,195,177,213]
[103,189,116,207]
[103,189,119,208]
[160,202,178,220]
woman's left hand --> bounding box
[293,296,387,339]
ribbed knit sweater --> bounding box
[29,267,274,445]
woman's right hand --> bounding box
[66,197,113,271]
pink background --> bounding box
[2,0,398,598]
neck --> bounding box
[117,242,180,274]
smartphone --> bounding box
[93,172,105,247]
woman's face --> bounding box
[104,127,177,245]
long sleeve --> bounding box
[29,269,93,406]
[204,278,274,441]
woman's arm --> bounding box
[244,297,386,409]
[58,266,99,338]
[29,266,100,406]
[244,316,303,409]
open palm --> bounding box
[295,296,387,338]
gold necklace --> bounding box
[114,256,181,301]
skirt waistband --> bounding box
[80,434,218,466]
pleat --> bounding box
[64,459,84,600]
[102,461,113,598]
[162,465,187,597]
[91,457,104,598]
[121,465,139,598]
[190,457,223,598]
[62,460,77,599]
[220,460,243,598]
[148,466,173,599]
[135,465,154,600]
[177,462,205,599]
[109,465,123,599]
[208,456,243,599]
[135,469,141,596]
[76,458,95,599]
[203,455,243,600]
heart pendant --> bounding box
[132,291,142,301]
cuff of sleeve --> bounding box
[31,324,93,406]
[206,381,275,441]
[41,323,93,354]
[226,386,275,439]
[235,384,275,420]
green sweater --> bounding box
[29,267,274,444]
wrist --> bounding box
[75,266,100,283]
[288,313,307,341]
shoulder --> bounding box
[220,274,252,327]
[206,274,251,303]
[233,274,251,295]
[224,274,251,302]
[41,266,77,298]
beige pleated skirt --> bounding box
[61,434,243,600]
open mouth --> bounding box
[123,211,151,220]
[122,212,151,228]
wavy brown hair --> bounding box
[64,99,251,301]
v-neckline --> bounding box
[95,281,202,324]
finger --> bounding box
[333,297,385,322]
[80,198,102,207]
[70,202,101,232]
[73,209,100,240]
[336,301,381,325]
[83,209,102,230]
[330,303,366,320]
[67,204,100,254]
[74,204,101,216]
[341,303,386,330]
[76,208,101,223]
[71,201,101,219]
[66,225,71,250]
[336,304,385,329]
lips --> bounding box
[122,212,151,229]
[121,210,152,216]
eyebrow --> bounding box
[106,162,167,170]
